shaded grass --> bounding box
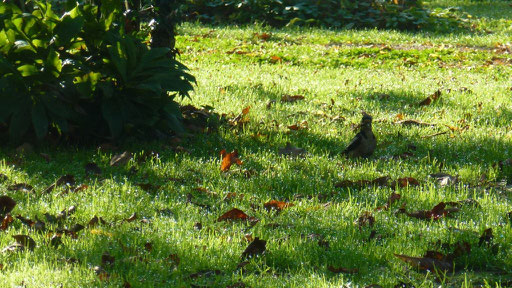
[1,0,512,287]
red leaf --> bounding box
[217,208,249,222]
[264,200,294,212]
[0,214,13,231]
[220,150,243,172]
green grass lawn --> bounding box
[1,1,512,287]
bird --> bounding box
[342,113,376,158]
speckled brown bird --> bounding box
[342,113,376,158]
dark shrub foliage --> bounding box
[0,1,194,143]
[182,0,465,31]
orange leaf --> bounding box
[264,200,294,212]
[220,150,243,172]
[217,208,249,222]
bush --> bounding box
[0,1,195,143]
[182,0,466,31]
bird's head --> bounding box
[361,113,373,125]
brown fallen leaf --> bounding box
[396,119,435,126]
[391,177,420,188]
[357,212,375,229]
[217,208,248,222]
[375,192,401,211]
[0,214,13,231]
[229,106,251,127]
[394,251,452,272]
[45,174,76,193]
[278,142,306,157]
[241,237,266,258]
[50,234,62,248]
[124,212,137,223]
[85,162,102,176]
[254,32,271,41]
[15,215,35,228]
[88,215,107,228]
[12,235,36,251]
[0,196,16,215]
[281,94,304,103]
[419,89,441,106]
[327,265,358,274]
[478,228,493,247]
[8,183,34,193]
[220,150,243,172]
[102,252,115,265]
[405,202,458,220]
[264,200,294,212]
[110,151,133,167]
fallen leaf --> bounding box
[0,214,13,231]
[241,237,266,258]
[0,196,16,215]
[165,253,180,265]
[217,208,248,222]
[15,215,35,227]
[327,265,358,274]
[478,228,493,247]
[419,90,441,106]
[391,177,419,188]
[405,202,458,220]
[254,32,271,41]
[102,252,115,265]
[88,215,107,228]
[270,55,282,63]
[45,175,76,193]
[264,200,294,212]
[124,213,137,223]
[281,94,305,103]
[50,234,62,248]
[394,251,452,272]
[357,212,375,229]
[278,142,306,157]
[396,119,435,126]
[220,150,243,172]
[85,162,102,176]
[110,151,133,167]
[8,183,34,193]
[12,235,36,251]
[376,192,402,211]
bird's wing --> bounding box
[342,132,364,154]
